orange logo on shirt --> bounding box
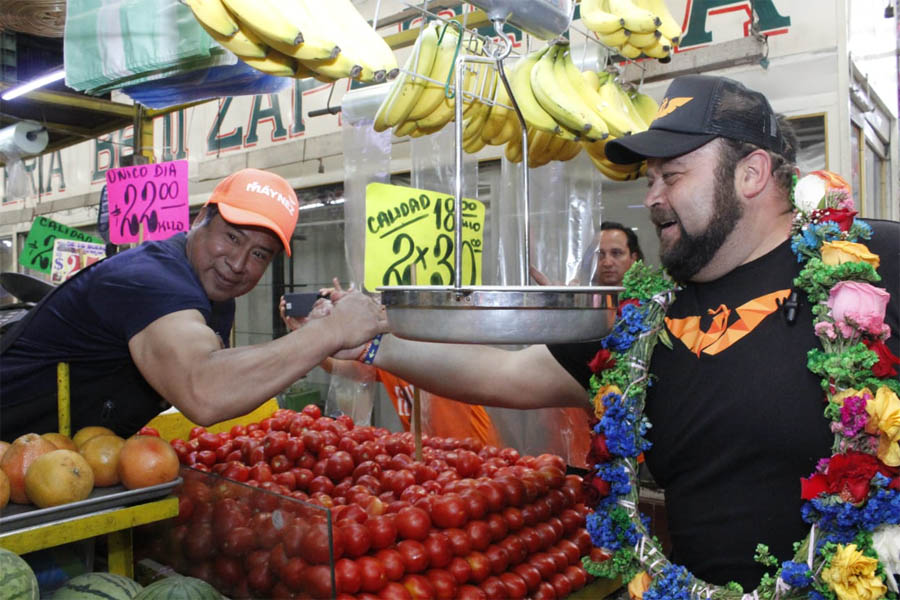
[665,289,791,356]
[655,96,693,120]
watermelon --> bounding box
[132,575,222,600]
[52,572,143,599]
[0,547,39,600]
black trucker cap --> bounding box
[605,75,791,165]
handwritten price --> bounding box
[106,161,188,244]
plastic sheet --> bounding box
[121,60,290,110]
[325,374,375,426]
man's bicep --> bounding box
[128,310,221,406]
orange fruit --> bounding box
[80,435,125,487]
[24,449,94,508]
[1,433,58,504]
[0,469,9,510]
[42,432,78,451]
[117,435,179,490]
[72,426,116,449]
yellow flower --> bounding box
[832,388,871,406]
[627,571,651,600]
[593,385,622,419]
[865,386,900,467]
[821,544,887,600]
[821,241,880,268]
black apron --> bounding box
[1,262,170,440]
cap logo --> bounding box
[655,96,693,120]
[245,181,296,216]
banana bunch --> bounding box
[182,0,397,82]
[374,23,498,143]
[580,72,658,180]
[580,0,683,60]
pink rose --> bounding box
[827,282,891,337]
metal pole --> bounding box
[453,54,465,289]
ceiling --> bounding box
[0,31,137,164]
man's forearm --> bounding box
[372,335,589,409]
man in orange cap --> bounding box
[1,168,388,441]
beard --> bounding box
[657,177,744,283]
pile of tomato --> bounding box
[143,405,596,599]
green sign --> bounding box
[20,216,103,274]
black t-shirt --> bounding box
[1,234,235,440]
[549,219,900,590]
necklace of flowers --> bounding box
[580,170,900,600]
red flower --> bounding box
[588,349,616,374]
[890,477,900,492]
[617,298,640,316]
[588,434,611,464]
[864,338,900,377]
[583,473,610,504]
[802,451,883,503]
[816,207,858,232]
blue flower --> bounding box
[780,561,812,588]
[643,564,693,600]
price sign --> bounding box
[50,239,106,284]
[364,183,485,291]
[106,160,189,244]
[19,216,103,274]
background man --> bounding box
[1,168,387,441]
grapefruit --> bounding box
[73,426,116,449]
[24,449,94,508]
[117,435,179,490]
[1,433,58,504]
[42,432,78,451]
[80,435,126,487]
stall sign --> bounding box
[19,216,103,273]
[364,183,485,291]
[50,239,106,284]
[106,160,189,244]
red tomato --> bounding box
[138,426,160,437]
[221,526,257,557]
[530,552,558,580]
[500,533,528,566]
[196,432,221,451]
[326,450,356,481]
[431,493,469,529]
[555,538,581,565]
[395,506,431,541]
[474,481,505,513]
[249,461,274,484]
[358,555,388,593]
[229,424,247,438]
[484,544,509,576]
[457,584,488,600]
[335,557,361,594]
[426,568,458,600]
[550,572,572,598]
[532,580,557,600]
[340,522,372,558]
[444,528,472,557]
[499,572,527,600]
[575,527,593,555]
[378,582,413,600]
[464,520,491,552]
[396,539,429,574]
[512,563,542,593]
[486,513,508,543]
[195,449,216,467]
[536,521,560,548]
[548,548,569,573]
[367,514,398,550]
[273,471,296,490]
[304,564,334,598]
[309,475,335,496]
[246,563,274,596]
[479,575,506,600]
[564,564,588,591]
[423,531,453,569]
[189,426,207,440]
[447,556,472,585]
[302,521,343,564]
[213,555,243,588]
[281,521,309,558]
[464,551,490,584]
[376,548,407,581]
[401,574,435,600]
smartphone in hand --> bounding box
[284,292,324,317]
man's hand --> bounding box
[325,291,389,360]
[530,265,565,286]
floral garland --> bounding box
[581,170,900,600]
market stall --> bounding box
[1,1,898,599]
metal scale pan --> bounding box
[380,0,621,345]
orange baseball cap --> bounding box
[205,168,299,255]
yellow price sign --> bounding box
[365,183,485,291]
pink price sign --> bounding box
[106,160,189,244]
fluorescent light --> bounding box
[2,69,66,101]
[299,198,345,211]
